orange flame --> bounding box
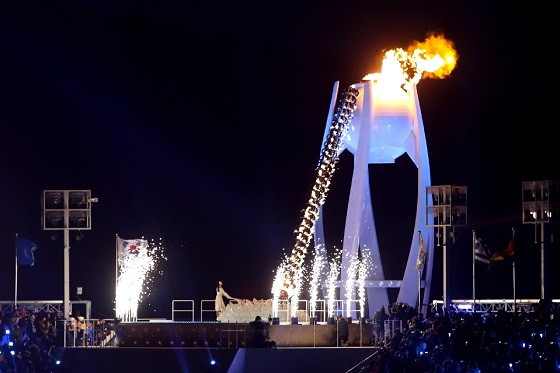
[364,32,458,86]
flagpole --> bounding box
[115,234,119,319]
[416,231,427,316]
[418,231,421,316]
[15,233,19,312]
[418,267,421,316]
[472,230,476,315]
[512,227,516,316]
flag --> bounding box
[490,237,514,262]
[415,233,427,271]
[117,237,148,264]
[474,237,491,265]
[18,238,38,266]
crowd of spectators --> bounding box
[3,300,560,372]
[0,309,113,373]
[368,299,560,372]
[1,309,60,372]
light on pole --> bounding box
[41,190,97,319]
[522,181,559,299]
[426,185,467,309]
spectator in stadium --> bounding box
[373,305,388,346]
[337,315,349,347]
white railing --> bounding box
[309,299,326,322]
[191,298,369,324]
[200,299,217,321]
[171,300,195,321]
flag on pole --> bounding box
[415,232,427,271]
[490,237,514,262]
[474,237,491,265]
[117,237,148,265]
[18,238,38,266]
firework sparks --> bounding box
[115,237,166,322]
[326,247,342,318]
[276,87,360,300]
[271,258,290,320]
[357,249,370,317]
[309,245,325,318]
[344,252,359,316]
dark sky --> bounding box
[1,2,558,319]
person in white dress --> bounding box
[215,281,235,318]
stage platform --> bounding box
[112,320,375,348]
[54,321,381,372]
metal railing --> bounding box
[189,298,369,324]
[58,318,116,348]
[200,299,216,321]
[1,300,63,315]
[384,319,402,344]
[0,300,92,319]
[171,300,195,321]
[431,299,560,314]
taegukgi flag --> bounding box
[117,237,148,265]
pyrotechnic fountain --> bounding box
[115,236,166,322]
[273,32,458,320]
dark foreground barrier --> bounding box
[52,322,380,372]
[55,346,381,373]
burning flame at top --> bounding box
[363,32,458,86]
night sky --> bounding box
[1,2,557,319]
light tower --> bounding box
[425,185,467,308]
[41,190,97,319]
[522,180,559,299]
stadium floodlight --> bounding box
[522,180,558,299]
[41,190,98,319]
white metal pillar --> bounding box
[315,80,434,318]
